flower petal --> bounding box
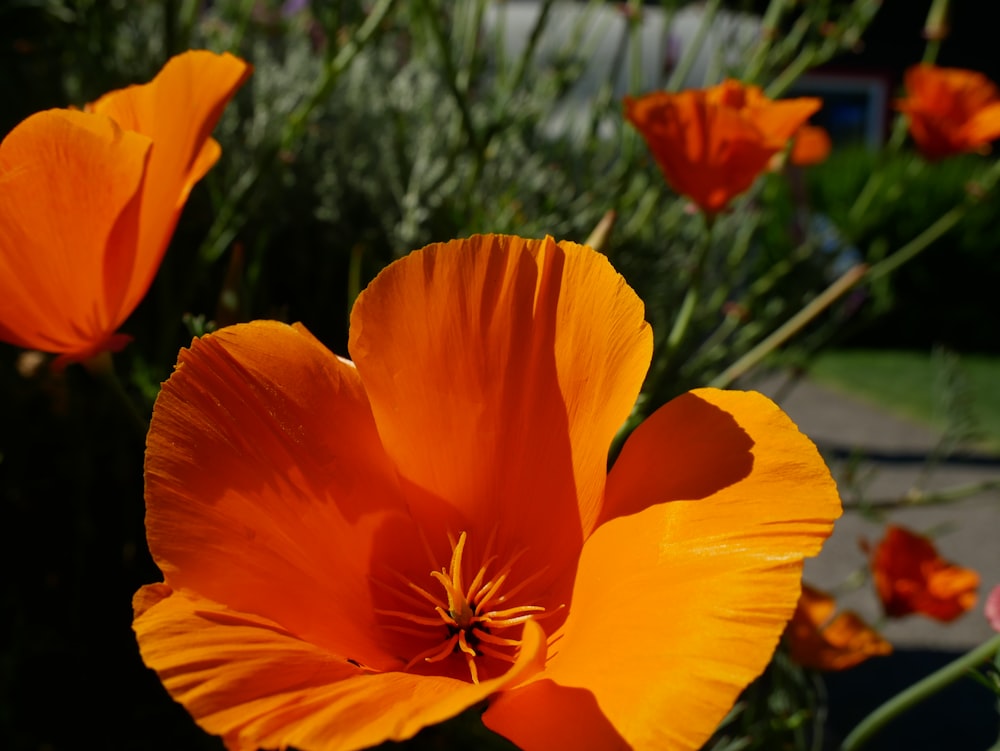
[145,320,410,668]
[349,235,651,578]
[489,389,839,750]
[870,525,979,621]
[134,587,547,751]
[0,109,150,357]
[88,50,251,318]
[785,584,892,671]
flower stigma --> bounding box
[376,531,548,684]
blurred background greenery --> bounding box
[2,1,999,749]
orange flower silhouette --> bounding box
[871,525,979,622]
[625,80,820,213]
[134,235,841,751]
[0,50,250,367]
[896,64,1000,160]
[785,584,891,671]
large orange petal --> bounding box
[145,320,411,668]
[349,235,651,582]
[88,50,251,319]
[487,389,840,750]
[0,109,149,357]
[134,586,547,751]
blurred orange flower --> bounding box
[896,64,1000,160]
[786,584,891,670]
[871,525,979,622]
[0,50,250,367]
[133,234,841,751]
[625,80,820,213]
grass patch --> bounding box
[808,349,1000,451]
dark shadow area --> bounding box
[823,648,999,750]
[819,443,1000,467]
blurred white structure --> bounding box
[483,1,762,138]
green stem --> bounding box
[82,351,150,441]
[841,634,1000,751]
[865,204,963,282]
[415,0,483,157]
[742,0,790,83]
[710,263,868,389]
[198,0,397,265]
[665,214,715,355]
[666,0,721,90]
[282,0,398,150]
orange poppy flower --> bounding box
[896,64,1000,160]
[624,80,820,213]
[871,525,979,622]
[133,234,841,751]
[0,50,250,367]
[785,584,891,671]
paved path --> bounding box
[748,371,1000,651]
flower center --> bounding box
[376,531,546,684]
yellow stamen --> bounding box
[382,531,550,684]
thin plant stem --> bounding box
[710,263,868,388]
[82,351,150,441]
[841,634,1000,751]
[665,213,715,355]
[865,204,963,282]
[666,0,721,90]
[199,0,398,264]
[415,0,483,156]
[742,0,790,83]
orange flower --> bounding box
[785,584,891,671]
[0,50,250,367]
[133,234,841,751]
[871,525,979,622]
[624,80,820,213]
[896,64,1000,160]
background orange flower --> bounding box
[896,64,1000,160]
[625,81,820,213]
[871,524,979,621]
[0,50,250,367]
[785,584,891,671]
[133,235,841,751]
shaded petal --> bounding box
[785,584,892,671]
[491,389,839,750]
[349,235,651,581]
[145,320,409,667]
[0,109,150,358]
[88,50,251,318]
[484,680,629,751]
[134,587,547,751]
